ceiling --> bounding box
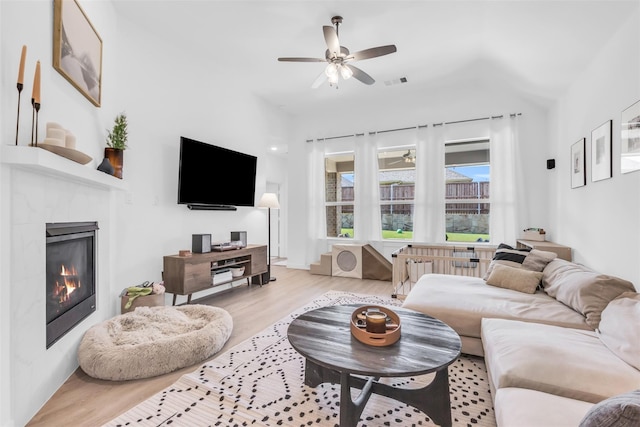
[113,1,637,134]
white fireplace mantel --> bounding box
[2,145,128,191]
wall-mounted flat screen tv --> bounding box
[178,136,257,210]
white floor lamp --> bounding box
[258,192,280,282]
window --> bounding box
[325,152,355,238]
[378,147,415,240]
[445,140,490,243]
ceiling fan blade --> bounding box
[311,71,327,89]
[347,45,397,61]
[278,57,326,62]
[346,64,375,85]
[323,25,340,58]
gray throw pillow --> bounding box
[579,389,640,427]
[542,259,636,329]
[598,292,640,370]
[521,248,557,272]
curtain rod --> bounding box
[306,112,522,142]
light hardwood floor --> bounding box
[27,265,394,426]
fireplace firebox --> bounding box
[46,221,98,348]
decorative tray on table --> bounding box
[350,305,401,347]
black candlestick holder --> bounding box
[15,83,23,145]
[31,98,40,147]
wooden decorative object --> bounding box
[37,143,92,165]
[350,305,401,347]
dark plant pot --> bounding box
[105,147,124,179]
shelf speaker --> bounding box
[192,234,211,253]
[230,231,247,248]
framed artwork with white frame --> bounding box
[621,100,640,174]
[591,120,612,182]
[571,138,586,188]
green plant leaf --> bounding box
[106,112,128,149]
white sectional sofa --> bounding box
[402,245,640,426]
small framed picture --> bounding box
[621,100,640,174]
[571,138,586,188]
[591,120,612,182]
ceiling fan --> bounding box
[278,16,397,88]
[390,149,416,165]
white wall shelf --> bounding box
[2,145,128,191]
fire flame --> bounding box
[54,264,82,303]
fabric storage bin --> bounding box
[522,231,546,241]
[121,293,165,314]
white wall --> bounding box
[0,1,291,425]
[110,12,291,305]
[1,2,120,425]
[549,11,640,289]
[287,78,552,269]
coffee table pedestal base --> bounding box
[304,359,453,427]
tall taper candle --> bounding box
[32,61,41,104]
[18,45,27,85]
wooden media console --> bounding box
[163,244,268,304]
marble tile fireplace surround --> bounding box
[2,146,127,426]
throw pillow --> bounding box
[483,243,530,280]
[542,259,636,329]
[579,389,640,427]
[485,263,543,294]
[598,292,640,370]
[521,249,558,272]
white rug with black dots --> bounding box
[105,291,495,427]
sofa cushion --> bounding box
[485,263,542,294]
[598,292,640,370]
[402,274,590,343]
[542,259,636,329]
[495,388,593,427]
[483,243,530,280]
[521,248,557,272]
[481,318,640,403]
[579,389,640,427]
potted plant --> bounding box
[104,112,128,179]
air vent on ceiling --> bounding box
[384,77,408,86]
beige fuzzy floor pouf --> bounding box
[78,305,233,381]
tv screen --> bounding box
[178,136,257,209]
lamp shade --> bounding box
[257,193,280,209]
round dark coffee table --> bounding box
[287,303,461,427]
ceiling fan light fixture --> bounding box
[339,65,353,80]
[327,73,339,85]
[325,63,338,77]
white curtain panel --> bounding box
[489,115,521,244]
[413,125,446,243]
[307,140,327,264]
[354,133,382,240]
